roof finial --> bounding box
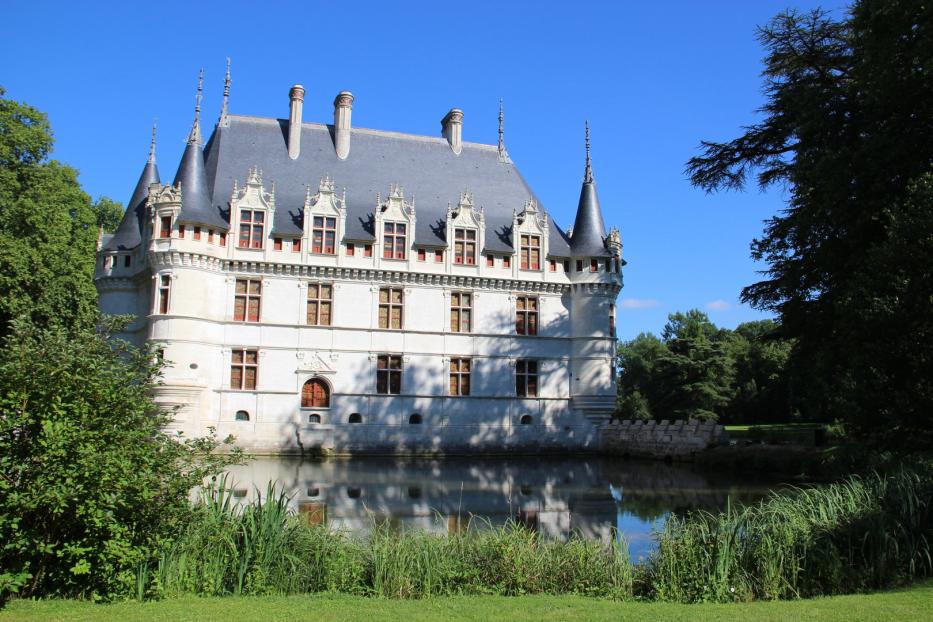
[188,68,204,146]
[584,120,593,183]
[497,98,511,163]
[148,119,157,164]
[219,58,231,126]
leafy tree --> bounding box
[93,196,124,234]
[685,2,933,448]
[0,318,240,600]
[0,87,99,337]
[617,333,668,420]
[722,320,793,425]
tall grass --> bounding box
[152,477,632,600]
[646,466,933,602]
[146,465,932,602]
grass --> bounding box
[3,581,933,621]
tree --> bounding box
[93,196,124,234]
[0,87,99,337]
[0,318,240,600]
[685,1,933,448]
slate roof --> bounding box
[175,141,228,229]
[201,116,573,255]
[103,159,160,251]
[570,179,611,257]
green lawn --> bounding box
[4,582,932,622]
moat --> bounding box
[224,456,792,560]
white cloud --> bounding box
[706,299,731,311]
[618,298,661,309]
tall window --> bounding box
[516,360,538,397]
[376,354,402,394]
[515,296,539,335]
[609,303,616,336]
[520,235,541,270]
[450,292,472,333]
[364,244,372,257]
[307,283,333,326]
[230,349,258,390]
[449,358,471,396]
[347,243,355,256]
[301,378,330,408]
[157,275,170,314]
[383,222,407,259]
[378,287,403,329]
[454,228,477,265]
[160,216,172,239]
[194,226,201,241]
[238,210,265,249]
[234,278,261,322]
[312,216,337,254]
[590,259,599,272]
[274,237,283,250]
[487,254,494,267]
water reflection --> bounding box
[223,456,789,561]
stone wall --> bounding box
[599,419,728,460]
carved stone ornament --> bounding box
[296,351,336,374]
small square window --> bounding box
[347,243,355,256]
[274,238,283,251]
[417,248,426,261]
[434,250,443,262]
[364,244,373,257]
[293,239,302,252]
[487,254,494,267]
[549,259,556,272]
[194,226,201,241]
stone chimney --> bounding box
[288,84,305,160]
[441,108,463,155]
[333,91,354,160]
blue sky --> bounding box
[1,0,848,339]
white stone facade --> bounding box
[96,84,622,455]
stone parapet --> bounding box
[599,418,728,460]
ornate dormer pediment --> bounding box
[514,197,548,235]
[306,176,346,218]
[447,190,485,229]
[232,167,275,212]
[150,182,181,206]
[378,183,415,223]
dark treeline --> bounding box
[616,310,793,425]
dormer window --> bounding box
[454,228,477,265]
[520,235,541,270]
[312,216,336,254]
[160,216,172,239]
[238,209,265,249]
[383,222,407,260]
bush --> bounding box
[0,318,240,602]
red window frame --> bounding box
[160,216,172,239]
[301,379,330,408]
[238,210,265,249]
[449,358,471,396]
[454,228,477,265]
[520,235,541,270]
[234,278,261,322]
[516,296,538,336]
[312,216,337,254]
[230,349,258,390]
[383,222,407,260]
[306,283,333,326]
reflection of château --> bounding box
[95,65,624,454]
[222,457,775,554]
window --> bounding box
[274,237,282,250]
[383,222,407,259]
[348,413,362,424]
[178,224,186,238]
[160,216,172,239]
[515,296,538,335]
[312,216,337,254]
[308,414,321,424]
[434,249,444,263]
[208,230,214,244]
[238,209,265,249]
[417,248,426,261]
[503,256,511,268]
[590,259,599,272]
[376,355,402,394]
[450,292,472,333]
[194,226,201,241]
[487,254,494,267]
[454,228,477,264]
[157,275,170,314]
[609,303,616,335]
[520,235,541,270]
[230,349,258,390]
[516,360,538,397]
[235,410,250,422]
[234,278,261,322]
[364,244,372,257]
[409,413,422,424]
[124,255,131,268]
[563,260,570,272]
[378,288,403,329]
[306,283,333,326]
[520,415,533,425]
[301,378,330,408]
[220,232,227,247]
[293,238,301,252]
[347,243,355,256]
[449,358,471,396]
[576,260,584,272]
[549,259,556,272]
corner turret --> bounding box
[103,123,161,252]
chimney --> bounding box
[288,84,305,160]
[333,91,354,160]
[441,108,463,155]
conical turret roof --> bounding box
[570,123,609,256]
[103,138,160,251]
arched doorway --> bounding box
[301,378,330,408]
